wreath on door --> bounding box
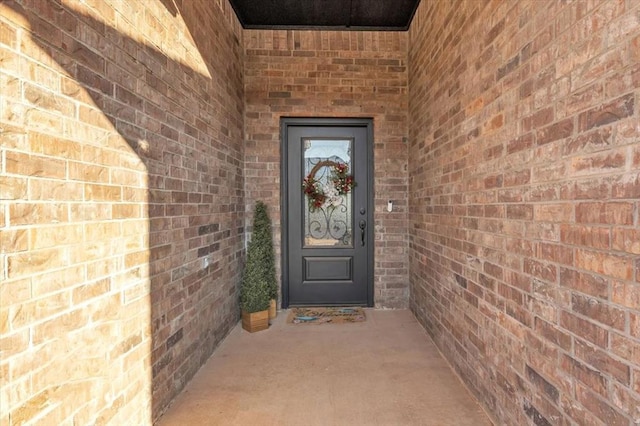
[302,161,356,212]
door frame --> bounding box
[280,117,375,308]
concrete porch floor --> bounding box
[157,309,493,425]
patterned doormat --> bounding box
[287,307,366,324]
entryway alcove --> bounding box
[2,0,638,425]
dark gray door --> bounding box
[282,118,373,307]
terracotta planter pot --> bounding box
[242,309,269,333]
[269,299,277,319]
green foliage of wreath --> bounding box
[302,162,356,212]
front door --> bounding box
[282,118,373,307]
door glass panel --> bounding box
[303,139,353,247]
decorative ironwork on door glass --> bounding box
[303,139,353,247]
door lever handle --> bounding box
[359,220,366,246]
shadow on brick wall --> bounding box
[6,0,244,422]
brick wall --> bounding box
[244,30,409,308]
[409,0,640,424]
[0,0,244,424]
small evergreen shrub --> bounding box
[240,201,277,313]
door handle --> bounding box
[359,220,366,246]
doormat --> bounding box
[287,307,366,324]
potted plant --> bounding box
[258,203,278,319]
[240,201,276,332]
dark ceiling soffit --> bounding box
[237,24,412,31]
[228,1,421,32]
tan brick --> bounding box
[5,151,66,179]
[61,74,88,100]
[84,293,122,323]
[70,202,112,221]
[110,168,143,186]
[72,278,110,304]
[0,73,21,100]
[9,388,58,425]
[0,328,30,357]
[122,186,147,203]
[7,247,67,279]
[123,279,149,303]
[84,183,122,201]
[83,221,121,243]
[0,99,24,127]
[10,290,70,329]
[0,43,25,76]
[25,108,64,134]
[31,265,85,297]
[25,55,61,90]
[86,257,117,281]
[0,277,31,306]
[0,124,27,150]
[92,395,125,426]
[32,308,87,345]
[0,17,17,47]
[24,83,76,116]
[112,203,142,219]
[0,307,8,335]
[69,241,112,265]
[63,120,110,145]
[0,228,28,253]
[9,203,68,225]
[29,178,83,201]
[81,145,121,167]
[28,132,82,161]
[30,224,82,250]
[0,176,28,200]
[19,132,80,160]
[69,161,109,183]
